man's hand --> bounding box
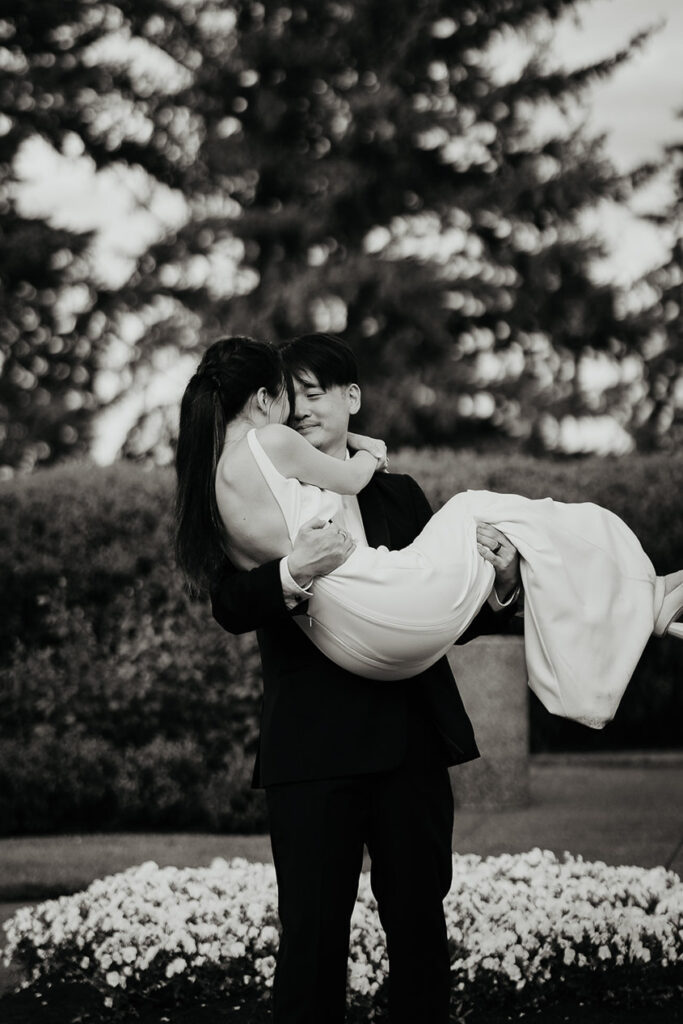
[287,516,356,588]
[476,524,520,604]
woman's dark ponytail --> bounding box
[174,336,289,596]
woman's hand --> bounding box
[347,432,389,472]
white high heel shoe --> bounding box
[654,577,683,640]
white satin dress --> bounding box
[247,430,662,729]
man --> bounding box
[210,333,520,1024]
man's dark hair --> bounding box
[282,333,359,389]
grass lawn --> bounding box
[0,832,274,900]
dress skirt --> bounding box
[298,491,659,729]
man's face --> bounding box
[290,372,360,456]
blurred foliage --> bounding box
[0,3,111,471]
[0,454,681,833]
[0,457,268,833]
[0,732,266,835]
[0,0,680,471]
[630,123,683,451]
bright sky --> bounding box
[554,0,682,283]
[555,0,682,170]
[491,0,683,284]
[12,0,683,459]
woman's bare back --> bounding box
[215,433,293,570]
[215,423,378,571]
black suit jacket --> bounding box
[211,472,510,787]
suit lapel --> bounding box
[358,478,391,548]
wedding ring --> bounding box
[493,542,502,554]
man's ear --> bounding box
[347,383,361,415]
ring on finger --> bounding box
[492,542,502,554]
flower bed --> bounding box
[3,851,682,1019]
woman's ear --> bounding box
[348,383,361,415]
[255,386,270,413]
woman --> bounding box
[175,336,682,730]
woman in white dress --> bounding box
[175,337,683,730]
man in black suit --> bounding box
[211,333,520,1024]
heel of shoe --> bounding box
[654,578,683,638]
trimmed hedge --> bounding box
[0,460,267,834]
[1,451,681,834]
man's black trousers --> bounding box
[265,732,455,1024]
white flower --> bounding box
[165,957,187,979]
[259,926,279,947]
[2,852,680,1013]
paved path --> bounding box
[452,758,683,873]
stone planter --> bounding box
[448,635,529,809]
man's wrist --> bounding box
[282,556,314,594]
[489,582,520,611]
[291,571,315,590]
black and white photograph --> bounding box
[0,1,681,1022]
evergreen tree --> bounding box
[0,209,98,471]
[0,0,203,470]
[136,0,662,449]
[631,130,682,451]
[1,0,672,465]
